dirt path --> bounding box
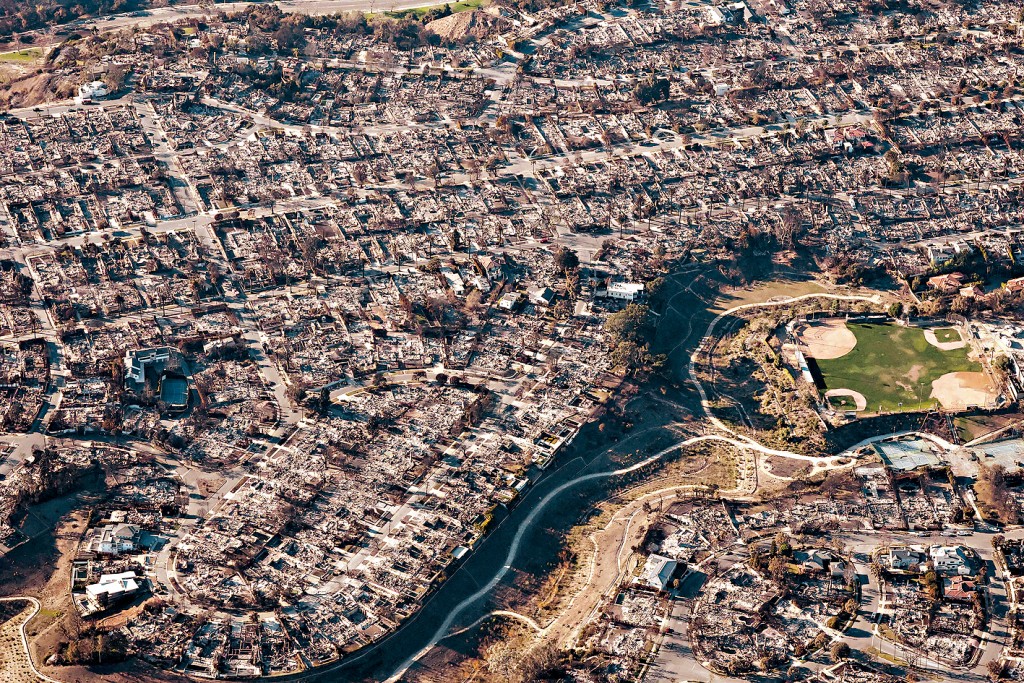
[551,489,677,648]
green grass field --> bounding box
[0,48,42,64]
[815,323,979,412]
[934,327,962,343]
[382,0,486,20]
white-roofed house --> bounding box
[634,554,678,591]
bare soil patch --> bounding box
[762,456,813,479]
[907,364,923,383]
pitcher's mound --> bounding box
[825,388,867,411]
[931,371,996,411]
[797,319,857,359]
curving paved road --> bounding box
[687,292,881,439]
[384,424,894,680]
[377,292,896,680]
[384,432,730,682]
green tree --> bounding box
[610,340,650,370]
[605,303,651,345]
[830,641,850,661]
[552,246,579,273]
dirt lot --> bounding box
[761,455,813,479]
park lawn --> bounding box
[0,48,43,63]
[709,278,826,314]
[954,412,1020,443]
[815,323,979,412]
[934,327,962,343]
[383,0,487,19]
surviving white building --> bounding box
[634,554,678,591]
[85,571,140,609]
[600,282,645,301]
[75,81,109,104]
[930,545,973,575]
